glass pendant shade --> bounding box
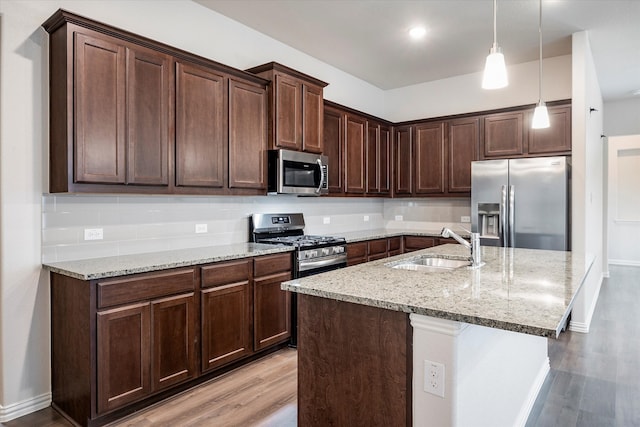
[531,101,550,129]
[482,45,508,89]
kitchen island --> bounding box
[282,244,593,427]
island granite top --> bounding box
[43,243,294,281]
[282,244,594,338]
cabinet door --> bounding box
[274,74,302,150]
[483,112,525,158]
[323,106,344,193]
[254,271,292,351]
[367,238,388,261]
[175,62,227,188]
[201,281,252,371]
[97,302,150,413]
[448,118,479,193]
[394,126,413,195]
[415,122,445,194]
[151,293,196,392]
[229,79,267,189]
[74,32,126,184]
[345,114,367,193]
[379,125,392,194]
[303,84,324,153]
[126,46,171,186]
[527,105,571,155]
[347,241,368,266]
[366,122,380,193]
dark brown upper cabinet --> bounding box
[414,122,446,195]
[394,125,413,196]
[447,117,480,194]
[527,105,572,155]
[366,121,391,195]
[483,111,526,158]
[73,31,171,187]
[175,61,227,188]
[43,9,268,195]
[344,114,367,194]
[323,105,345,193]
[246,62,328,154]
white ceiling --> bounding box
[195,0,640,101]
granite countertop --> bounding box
[282,244,594,338]
[336,228,469,243]
[43,243,294,281]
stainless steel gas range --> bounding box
[250,213,348,345]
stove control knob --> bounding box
[322,248,330,256]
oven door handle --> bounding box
[298,254,347,272]
[315,158,325,194]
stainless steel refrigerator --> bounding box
[471,156,571,250]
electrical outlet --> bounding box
[84,228,103,241]
[195,224,208,234]
[363,215,370,222]
[395,215,403,221]
[461,216,471,223]
[424,360,445,398]
[323,217,331,224]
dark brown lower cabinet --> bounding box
[367,238,388,261]
[200,259,252,372]
[51,252,293,427]
[403,236,437,252]
[347,241,368,266]
[388,237,403,256]
[97,303,151,414]
[254,268,292,351]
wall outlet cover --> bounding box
[84,228,103,241]
[424,360,445,398]
[363,215,370,222]
[395,215,403,221]
[195,224,208,233]
[461,216,471,223]
[323,217,331,224]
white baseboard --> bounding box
[569,273,604,334]
[0,393,51,422]
[514,357,551,427]
[609,259,640,267]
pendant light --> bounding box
[531,0,550,128]
[482,0,508,89]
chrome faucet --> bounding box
[441,227,482,268]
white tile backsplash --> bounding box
[42,194,471,262]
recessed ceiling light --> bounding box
[409,26,427,40]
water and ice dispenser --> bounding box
[476,203,500,239]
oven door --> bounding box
[268,149,328,195]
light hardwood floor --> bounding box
[4,265,639,426]
[2,348,297,427]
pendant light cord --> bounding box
[538,0,543,102]
[493,0,498,48]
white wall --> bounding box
[568,31,604,333]
[0,0,388,419]
[384,55,572,122]
[604,97,640,136]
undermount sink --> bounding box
[386,255,471,272]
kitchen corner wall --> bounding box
[42,195,471,263]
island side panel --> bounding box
[297,294,412,426]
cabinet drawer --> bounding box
[368,239,388,255]
[388,237,402,252]
[403,236,437,252]
[254,253,292,277]
[201,259,251,288]
[98,268,195,309]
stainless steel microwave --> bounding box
[268,149,329,196]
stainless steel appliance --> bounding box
[471,156,570,250]
[267,149,328,196]
[250,213,347,345]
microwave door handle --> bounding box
[315,158,325,193]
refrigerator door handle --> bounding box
[500,185,508,247]
[508,185,515,247]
